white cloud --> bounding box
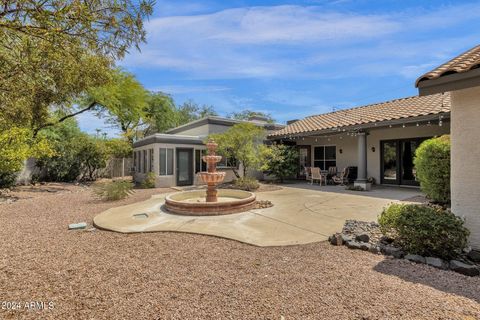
[151,85,230,94]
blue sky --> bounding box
[78,0,480,135]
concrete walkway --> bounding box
[93,185,421,247]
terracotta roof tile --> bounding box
[416,45,480,86]
[269,93,450,137]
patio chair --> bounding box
[310,167,324,185]
[304,167,312,181]
[332,167,349,185]
[327,166,337,184]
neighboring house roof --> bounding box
[268,93,450,138]
[133,134,204,148]
[166,116,285,134]
[416,45,480,85]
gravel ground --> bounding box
[1,184,479,320]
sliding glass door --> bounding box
[381,138,427,186]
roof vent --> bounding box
[286,119,299,125]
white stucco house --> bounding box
[268,94,450,189]
[416,44,480,250]
[132,116,285,187]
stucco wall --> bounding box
[451,87,480,250]
[301,123,449,183]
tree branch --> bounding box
[33,101,98,137]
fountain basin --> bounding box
[165,189,256,216]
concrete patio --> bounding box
[93,184,422,246]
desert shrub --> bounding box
[379,204,469,259]
[260,144,298,183]
[0,127,54,187]
[141,172,156,188]
[36,119,108,181]
[414,135,450,204]
[233,177,260,191]
[93,180,134,201]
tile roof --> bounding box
[269,93,450,137]
[416,45,480,86]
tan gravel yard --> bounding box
[1,184,479,320]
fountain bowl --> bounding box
[165,189,256,216]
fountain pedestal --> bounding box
[164,138,256,215]
[199,139,226,202]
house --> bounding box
[268,94,451,189]
[132,116,285,187]
[416,44,480,250]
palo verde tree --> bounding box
[0,0,154,132]
[228,110,275,123]
[209,123,266,178]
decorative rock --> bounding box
[379,235,394,244]
[329,234,343,246]
[467,250,480,263]
[346,241,363,250]
[369,245,380,254]
[404,254,426,264]
[68,222,87,230]
[359,242,371,251]
[355,233,370,243]
[425,257,448,270]
[449,260,480,277]
[340,234,353,243]
[380,245,405,258]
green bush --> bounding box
[36,119,108,181]
[379,204,469,259]
[260,144,298,183]
[93,180,134,201]
[141,172,156,188]
[233,177,260,191]
[414,135,450,204]
[0,127,54,187]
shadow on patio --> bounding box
[373,258,480,303]
[275,180,425,202]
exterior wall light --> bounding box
[371,147,375,152]
[339,149,343,154]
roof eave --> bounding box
[268,112,450,139]
[417,68,480,96]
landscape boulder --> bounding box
[380,245,405,259]
[405,254,426,264]
[425,257,448,270]
[355,233,370,243]
[449,260,480,277]
[467,250,480,263]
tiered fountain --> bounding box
[165,139,256,215]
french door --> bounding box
[297,146,311,179]
[380,138,427,186]
[176,148,193,186]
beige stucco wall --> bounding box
[451,87,480,250]
[301,123,449,183]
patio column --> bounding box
[354,131,371,190]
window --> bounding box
[159,148,174,176]
[217,156,237,168]
[195,149,207,173]
[314,146,336,170]
[149,149,154,172]
[133,152,137,172]
[137,151,141,173]
[142,150,147,173]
